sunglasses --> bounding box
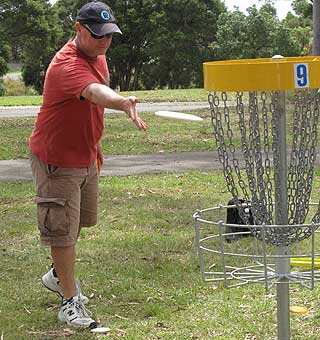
[82,24,113,39]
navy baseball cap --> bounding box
[76,1,122,36]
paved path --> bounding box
[0,102,209,118]
[2,149,320,183]
[0,151,225,182]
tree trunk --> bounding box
[313,0,320,55]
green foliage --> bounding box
[0,48,9,78]
[141,0,225,89]
[214,4,301,60]
[106,0,158,90]
[213,10,247,60]
[21,1,63,93]
[285,1,313,55]
[52,0,87,43]
[0,14,10,78]
[292,0,313,19]
[48,0,226,91]
[0,0,315,93]
[0,0,63,94]
[2,78,38,96]
[289,25,312,55]
[104,0,226,90]
[0,80,5,97]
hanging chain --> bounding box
[209,92,239,200]
[209,89,320,246]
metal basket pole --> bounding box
[273,90,290,339]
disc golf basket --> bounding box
[194,56,320,340]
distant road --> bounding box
[0,102,209,118]
[3,72,21,81]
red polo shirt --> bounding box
[29,40,108,168]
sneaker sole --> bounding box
[58,311,97,329]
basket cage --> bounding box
[194,88,320,289]
[194,204,320,290]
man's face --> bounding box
[76,22,112,57]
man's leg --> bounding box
[51,245,76,299]
[51,243,96,328]
[30,154,96,327]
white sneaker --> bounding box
[58,295,97,328]
[41,268,89,304]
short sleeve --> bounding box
[58,60,101,99]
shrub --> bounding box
[2,77,38,96]
[0,79,5,96]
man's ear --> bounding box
[75,22,82,33]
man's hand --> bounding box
[81,83,148,131]
[96,142,103,175]
[123,96,148,131]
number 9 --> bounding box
[295,64,309,88]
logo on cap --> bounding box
[101,10,111,21]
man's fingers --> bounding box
[134,117,148,131]
[125,97,147,130]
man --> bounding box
[29,1,147,329]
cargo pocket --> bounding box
[35,196,69,236]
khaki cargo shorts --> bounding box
[30,153,99,247]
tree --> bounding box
[103,0,226,90]
[0,1,13,95]
[285,1,313,55]
[52,0,88,44]
[0,18,9,77]
[1,0,227,92]
[105,0,159,90]
[214,4,301,61]
[213,10,248,60]
[0,37,10,96]
[1,0,63,93]
[292,0,313,19]
[140,0,226,89]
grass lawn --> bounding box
[1,89,319,162]
[0,88,208,106]
[0,88,212,160]
[2,89,320,339]
[1,173,320,340]
[0,108,214,160]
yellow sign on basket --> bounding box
[203,56,320,92]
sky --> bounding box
[49,0,295,20]
[223,0,295,20]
